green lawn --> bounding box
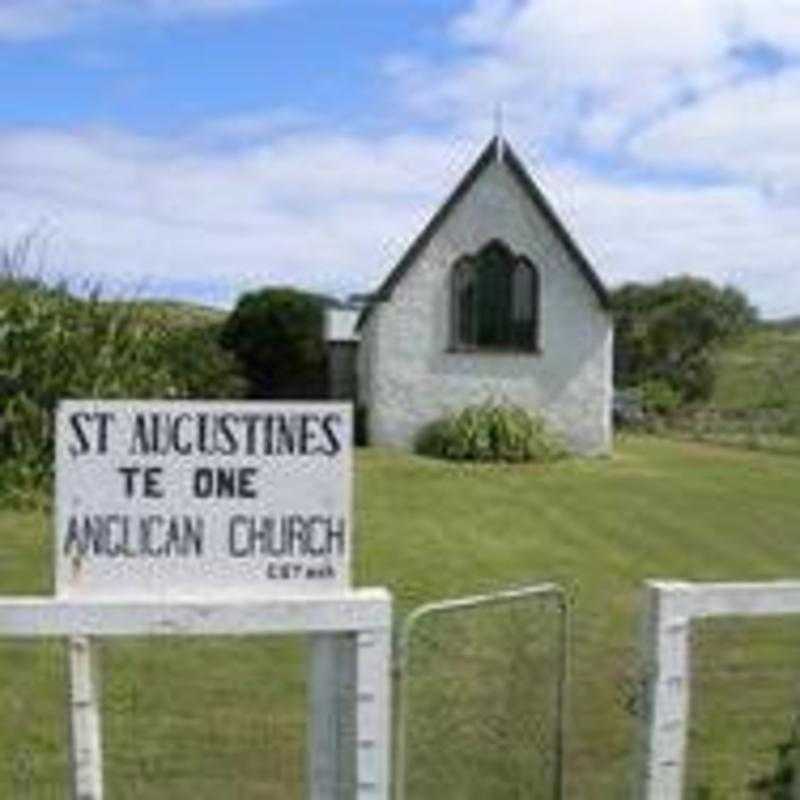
[2,437,800,797]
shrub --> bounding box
[153,319,247,399]
[638,379,682,416]
[415,401,567,463]
[219,287,331,399]
[748,718,800,798]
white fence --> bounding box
[8,579,800,798]
[0,590,392,800]
[637,580,800,799]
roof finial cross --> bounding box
[494,102,505,160]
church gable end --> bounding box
[357,136,608,331]
[356,136,613,456]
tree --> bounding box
[219,287,334,399]
[611,276,757,403]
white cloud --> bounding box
[392,0,735,146]
[0,125,477,304]
[0,124,796,317]
[0,0,275,41]
[136,0,275,19]
[392,0,800,153]
[196,110,319,145]
[721,0,800,55]
[629,69,800,195]
[0,1,97,40]
[539,160,800,318]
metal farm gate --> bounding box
[395,584,568,800]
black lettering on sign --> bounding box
[69,413,91,457]
[265,562,304,580]
[116,411,346,458]
[321,413,343,456]
[217,414,238,455]
[129,414,154,455]
[117,466,164,498]
[226,514,346,557]
[172,414,193,455]
[63,514,204,558]
[192,467,259,499]
[68,412,115,457]
[306,565,335,580]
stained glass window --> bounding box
[451,241,539,351]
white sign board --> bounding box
[55,400,352,599]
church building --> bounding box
[332,136,613,455]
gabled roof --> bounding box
[356,136,609,330]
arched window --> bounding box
[451,240,539,352]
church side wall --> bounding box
[327,341,358,400]
[365,159,613,456]
[356,310,376,418]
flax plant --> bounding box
[0,243,244,503]
[415,400,567,463]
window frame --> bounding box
[448,239,541,355]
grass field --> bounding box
[2,436,800,797]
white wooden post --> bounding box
[355,628,392,800]
[67,636,103,800]
[637,581,692,800]
[306,627,394,800]
[638,580,800,800]
[308,633,357,800]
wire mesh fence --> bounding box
[0,636,315,799]
[99,636,310,799]
[395,585,567,800]
[686,616,800,799]
[567,613,646,799]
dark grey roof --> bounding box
[356,136,609,330]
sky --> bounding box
[0,0,799,318]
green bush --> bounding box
[153,319,247,400]
[748,719,800,798]
[612,276,757,403]
[638,379,682,416]
[219,287,331,399]
[415,401,567,463]
[0,253,245,501]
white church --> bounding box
[326,136,613,456]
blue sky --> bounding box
[1,0,799,317]
[1,3,465,132]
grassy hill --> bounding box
[0,276,227,329]
[111,304,800,413]
[105,298,227,328]
[2,438,800,797]
[712,322,800,410]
